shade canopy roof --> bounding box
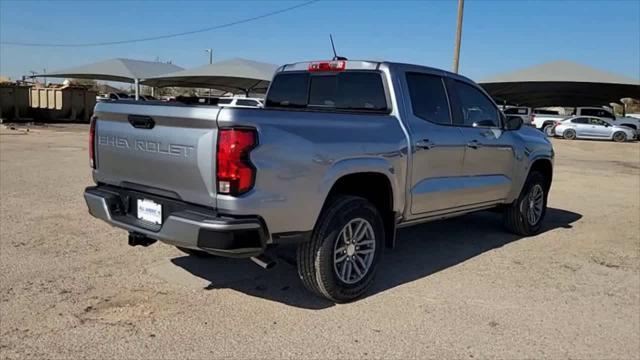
[479,61,640,107]
[142,58,278,94]
[36,58,183,83]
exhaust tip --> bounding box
[251,254,276,269]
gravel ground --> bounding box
[1,124,639,359]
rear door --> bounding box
[93,102,220,207]
[448,79,516,206]
[403,72,466,216]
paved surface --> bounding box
[1,124,639,359]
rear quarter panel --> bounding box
[216,108,408,235]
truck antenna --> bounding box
[330,34,347,61]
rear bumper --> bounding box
[84,185,268,258]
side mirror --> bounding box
[504,116,523,131]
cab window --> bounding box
[451,80,500,127]
[405,73,451,125]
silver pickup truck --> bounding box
[84,60,554,302]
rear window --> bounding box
[235,99,259,107]
[266,71,389,113]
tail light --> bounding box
[308,60,346,72]
[89,116,97,168]
[217,128,257,195]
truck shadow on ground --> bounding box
[171,207,581,310]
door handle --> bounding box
[128,115,155,129]
[466,139,481,149]
[416,139,434,150]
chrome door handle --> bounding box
[416,139,434,150]
[466,140,481,149]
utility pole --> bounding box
[205,48,213,65]
[205,48,213,102]
[29,71,37,85]
[42,68,47,86]
[452,0,464,74]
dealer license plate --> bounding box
[137,199,162,225]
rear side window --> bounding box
[266,71,389,113]
[451,80,500,127]
[504,107,528,115]
[266,73,309,108]
[406,73,451,125]
[571,117,588,124]
[580,108,614,119]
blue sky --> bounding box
[1,0,639,82]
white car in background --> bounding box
[553,116,636,142]
[216,97,264,108]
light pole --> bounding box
[205,48,213,102]
[205,48,213,65]
[452,0,464,74]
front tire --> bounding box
[297,196,384,302]
[613,131,627,143]
[503,171,548,236]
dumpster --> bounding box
[29,85,96,122]
[0,83,31,122]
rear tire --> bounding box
[297,196,384,302]
[176,246,215,257]
[563,129,576,140]
[613,131,627,143]
[543,124,555,137]
[503,171,548,236]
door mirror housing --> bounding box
[504,116,523,131]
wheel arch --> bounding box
[529,158,553,192]
[318,159,400,248]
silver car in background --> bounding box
[554,116,636,142]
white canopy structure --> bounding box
[480,61,640,107]
[35,58,183,99]
[142,58,278,95]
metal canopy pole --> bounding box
[134,78,140,100]
[452,0,465,74]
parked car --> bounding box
[503,107,534,125]
[531,113,568,135]
[84,60,554,302]
[216,97,264,108]
[553,116,636,142]
[572,107,640,132]
[106,92,131,100]
[502,107,561,127]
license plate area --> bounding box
[137,198,163,225]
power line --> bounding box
[1,0,319,48]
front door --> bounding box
[586,117,613,138]
[403,72,467,216]
[448,79,515,206]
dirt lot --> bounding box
[1,124,638,359]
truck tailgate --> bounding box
[93,102,220,207]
